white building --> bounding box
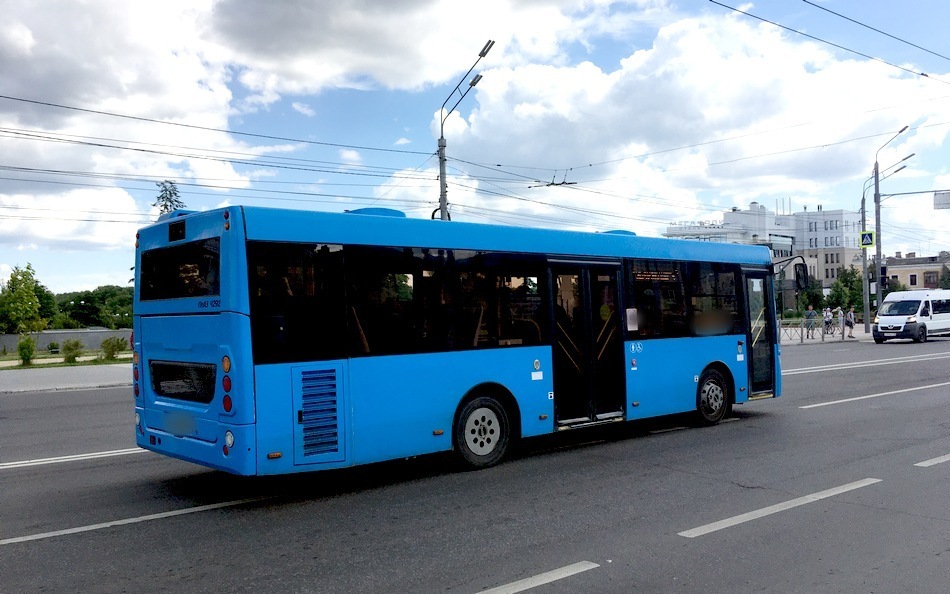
[664,202,862,289]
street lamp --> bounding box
[436,40,494,221]
[873,125,909,312]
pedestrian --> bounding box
[835,307,844,335]
[804,304,818,338]
[823,307,833,334]
[846,305,856,338]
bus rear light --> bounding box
[222,355,231,373]
[133,367,139,381]
[135,412,140,426]
[225,430,235,448]
[222,375,232,393]
[133,351,139,365]
[223,394,232,412]
[223,445,229,456]
[134,383,140,397]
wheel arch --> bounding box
[702,361,736,405]
[453,382,522,442]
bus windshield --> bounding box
[879,300,920,316]
[140,237,221,300]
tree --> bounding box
[827,279,850,310]
[153,180,185,215]
[940,267,950,289]
[884,279,908,296]
[0,264,44,333]
[35,282,57,320]
[797,277,824,311]
[838,265,864,311]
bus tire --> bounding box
[696,368,730,425]
[454,396,510,469]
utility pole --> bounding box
[872,125,909,312]
[437,40,494,221]
[861,191,871,332]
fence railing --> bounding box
[778,318,846,343]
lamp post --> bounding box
[437,40,495,221]
[873,125,909,312]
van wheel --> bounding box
[914,326,927,343]
[696,369,731,425]
[874,336,885,344]
[455,396,510,469]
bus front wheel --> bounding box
[455,396,510,469]
[696,368,731,425]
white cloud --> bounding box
[291,102,315,117]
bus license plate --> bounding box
[166,412,196,436]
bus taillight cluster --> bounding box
[221,355,233,455]
[132,349,143,435]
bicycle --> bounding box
[823,321,838,336]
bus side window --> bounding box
[628,260,687,338]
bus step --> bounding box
[556,417,625,431]
[748,392,775,401]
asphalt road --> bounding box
[2,339,948,592]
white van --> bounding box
[873,289,950,343]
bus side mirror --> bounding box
[794,263,808,291]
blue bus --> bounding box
[132,205,797,476]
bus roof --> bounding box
[166,205,773,267]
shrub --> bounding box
[100,336,127,360]
[61,339,84,364]
[18,335,36,366]
[47,341,60,353]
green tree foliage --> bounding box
[100,336,127,360]
[54,285,133,329]
[797,278,824,311]
[0,264,45,333]
[18,335,36,365]
[940,268,950,289]
[61,338,84,364]
[884,279,908,296]
[838,265,864,311]
[153,180,185,215]
[827,279,850,310]
[35,283,57,320]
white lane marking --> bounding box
[678,478,882,538]
[915,454,950,467]
[783,352,950,376]
[0,498,269,546]
[0,448,146,470]
[798,382,950,409]
[480,561,600,594]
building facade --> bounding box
[876,251,950,290]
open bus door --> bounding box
[742,269,776,397]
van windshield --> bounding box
[879,300,920,316]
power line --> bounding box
[801,0,950,64]
[708,1,948,85]
[0,94,432,157]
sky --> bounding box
[2,0,950,294]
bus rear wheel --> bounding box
[696,369,731,425]
[455,396,510,469]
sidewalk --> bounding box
[0,362,132,393]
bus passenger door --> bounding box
[551,264,625,426]
[744,272,776,396]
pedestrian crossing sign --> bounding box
[860,231,874,248]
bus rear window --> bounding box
[140,238,221,301]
